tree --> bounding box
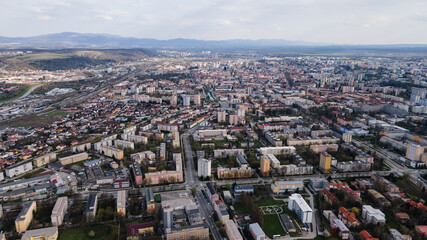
[191,188,197,198]
[216,220,223,228]
[351,207,360,217]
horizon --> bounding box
[1,0,427,45]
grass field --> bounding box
[257,197,284,206]
[43,110,69,116]
[0,112,62,128]
[18,169,45,179]
[59,224,114,240]
[232,202,249,214]
[6,53,70,63]
[263,214,286,238]
[0,85,33,102]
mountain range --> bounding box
[1,32,427,51]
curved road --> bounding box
[18,85,42,99]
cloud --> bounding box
[37,15,53,21]
[0,0,426,44]
[95,15,113,21]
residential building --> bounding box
[259,146,296,155]
[58,152,89,165]
[342,133,352,143]
[85,193,98,222]
[249,223,265,240]
[21,226,58,240]
[197,158,211,178]
[15,201,37,233]
[132,162,143,185]
[406,143,424,161]
[206,182,219,203]
[218,111,227,123]
[260,155,270,176]
[33,153,57,167]
[5,161,33,178]
[117,190,126,216]
[320,152,332,173]
[224,219,243,240]
[217,167,252,179]
[362,205,385,225]
[99,146,124,160]
[288,193,312,223]
[115,140,135,150]
[271,181,304,194]
[145,188,155,213]
[51,197,68,226]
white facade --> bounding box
[5,161,33,178]
[197,158,211,178]
[288,193,313,223]
[362,205,386,225]
[51,197,68,226]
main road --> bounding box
[181,115,222,240]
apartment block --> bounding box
[51,197,68,226]
[33,153,57,167]
[15,201,37,233]
[117,190,126,216]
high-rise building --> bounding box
[342,133,352,143]
[288,193,313,223]
[194,94,201,105]
[410,87,427,104]
[218,111,227,122]
[260,156,270,176]
[171,94,178,106]
[229,114,239,125]
[197,158,211,178]
[117,190,126,216]
[406,143,424,161]
[237,109,245,117]
[182,95,191,106]
[51,197,68,226]
[247,87,253,95]
[320,152,332,173]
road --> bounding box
[181,115,222,240]
[18,85,42,99]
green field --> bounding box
[232,202,249,214]
[263,214,286,238]
[59,224,115,240]
[256,197,283,206]
[0,85,33,102]
[6,53,70,62]
[0,112,63,128]
[43,110,69,116]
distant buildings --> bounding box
[259,146,296,155]
[288,193,312,223]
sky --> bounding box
[1,0,427,44]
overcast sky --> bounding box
[1,0,426,44]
